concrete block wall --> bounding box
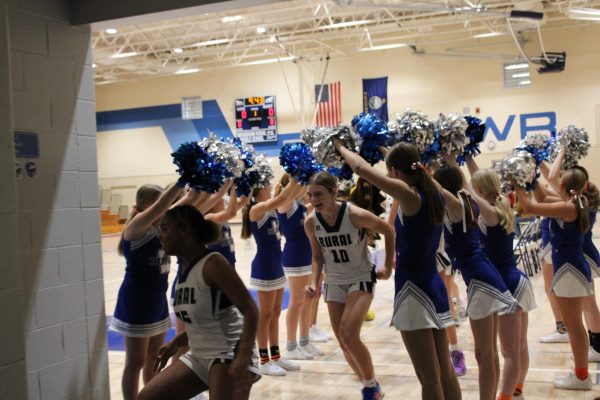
[3,0,110,399]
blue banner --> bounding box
[362,77,388,122]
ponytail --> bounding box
[457,190,478,230]
[241,187,262,239]
[413,168,444,225]
[562,168,590,233]
[495,195,515,234]
[571,192,590,233]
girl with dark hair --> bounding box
[434,162,517,400]
[138,205,259,400]
[513,165,593,391]
[464,156,536,400]
[241,178,303,376]
[304,171,395,400]
[110,183,183,400]
[333,140,461,400]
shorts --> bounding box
[323,280,376,303]
[180,352,260,386]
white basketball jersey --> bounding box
[313,202,373,284]
[173,251,243,358]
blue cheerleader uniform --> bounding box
[208,223,237,268]
[478,220,536,312]
[584,211,600,278]
[391,192,452,331]
[540,217,552,264]
[110,227,172,337]
[444,199,516,319]
[250,207,286,291]
[550,217,593,297]
[277,201,312,277]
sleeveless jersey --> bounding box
[121,227,170,284]
[583,211,600,272]
[208,223,236,267]
[249,208,285,289]
[540,217,551,248]
[313,202,372,284]
[173,250,244,358]
[478,220,518,273]
[550,217,591,279]
[277,201,312,267]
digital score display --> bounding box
[234,95,277,143]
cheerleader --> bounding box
[241,178,302,376]
[275,174,324,360]
[434,162,517,400]
[465,156,536,400]
[304,171,395,400]
[333,142,461,400]
[513,166,593,390]
[110,183,183,400]
[138,205,259,400]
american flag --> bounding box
[314,81,341,127]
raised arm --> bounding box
[333,140,421,214]
[249,178,299,221]
[465,155,479,177]
[197,180,233,214]
[123,183,183,241]
[304,214,325,296]
[547,146,565,193]
[348,206,395,279]
[205,185,248,224]
[513,185,576,221]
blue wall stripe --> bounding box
[96,101,301,157]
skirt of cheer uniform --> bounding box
[277,201,312,277]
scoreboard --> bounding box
[234,96,277,143]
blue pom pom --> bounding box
[352,113,389,165]
[171,142,227,193]
[327,165,353,181]
[421,139,441,166]
[456,116,486,165]
[279,143,324,185]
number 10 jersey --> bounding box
[313,202,373,285]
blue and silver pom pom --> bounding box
[436,113,468,157]
[494,150,538,195]
[301,125,358,169]
[279,143,324,185]
[388,109,435,153]
[457,116,486,165]
[171,142,227,193]
[514,133,552,166]
[351,113,389,165]
[198,133,245,178]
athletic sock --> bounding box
[270,345,281,362]
[449,343,461,352]
[497,394,512,400]
[575,367,589,381]
[556,321,567,334]
[259,348,269,365]
[363,377,378,388]
[513,382,523,396]
[287,341,298,352]
[299,335,309,347]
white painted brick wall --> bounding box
[5,1,107,398]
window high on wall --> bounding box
[503,63,531,88]
[182,96,203,119]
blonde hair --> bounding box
[561,168,590,233]
[471,170,515,234]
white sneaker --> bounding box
[539,330,569,343]
[188,393,207,400]
[513,394,524,400]
[589,346,600,362]
[553,372,592,390]
[259,361,287,376]
[275,357,301,371]
[309,325,332,342]
[287,346,313,360]
[300,343,325,357]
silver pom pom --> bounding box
[301,125,358,169]
[436,113,468,156]
[388,109,435,153]
[549,125,590,169]
[250,154,274,189]
[198,133,245,178]
[517,133,549,151]
[494,150,537,195]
